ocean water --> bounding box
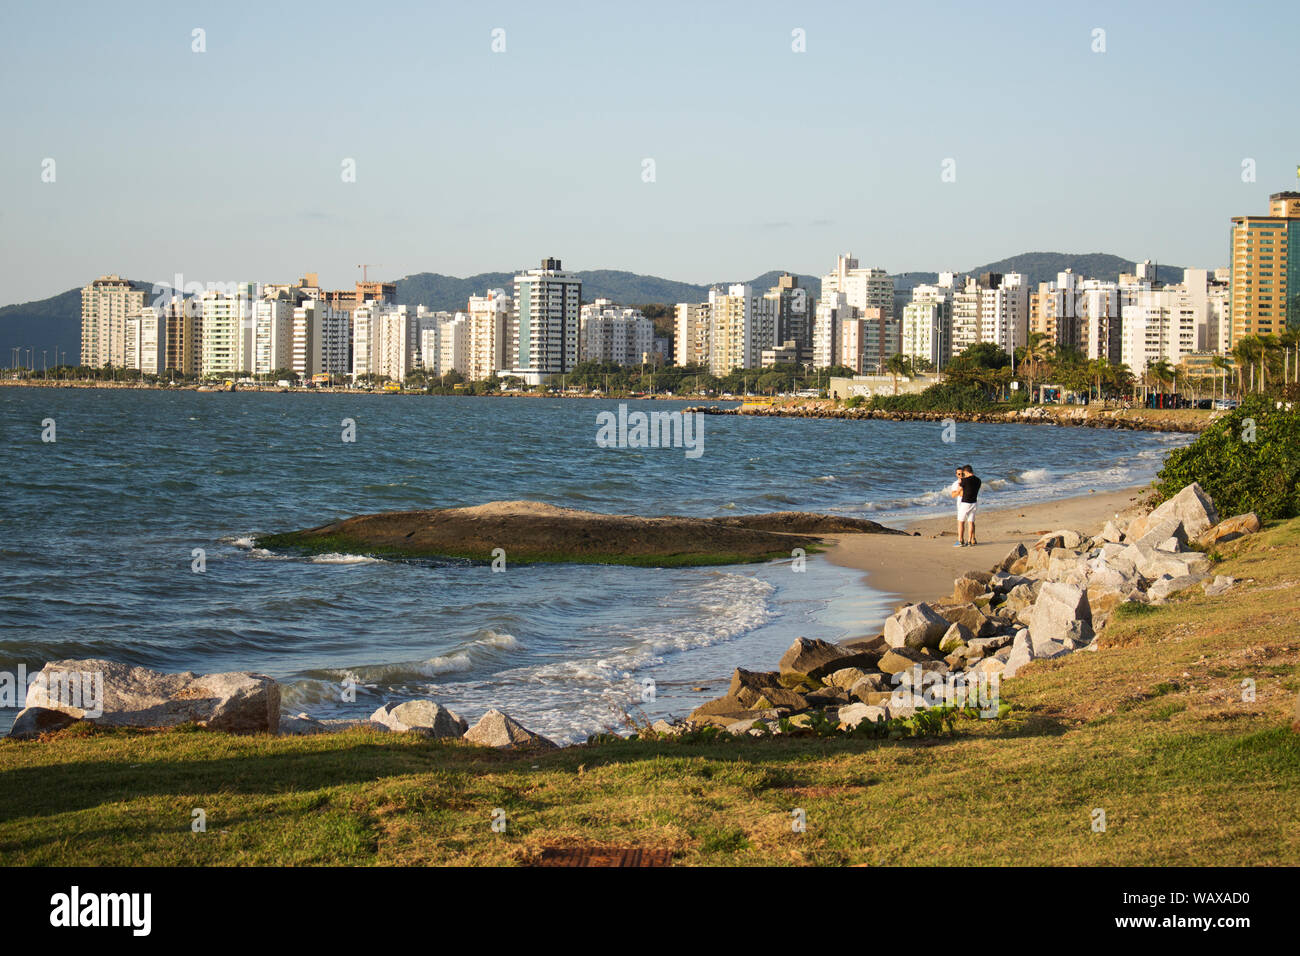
[0,388,1190,741]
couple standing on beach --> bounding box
[949,465,981,547]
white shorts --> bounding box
[957,501,978,522]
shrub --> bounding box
[1154,396,1300,520]
[869,382,993,413]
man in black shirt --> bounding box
[957,464,981,546]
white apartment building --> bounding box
[436,313,470,377]
[252,296,296,375]
[467,289,512,381]
[952,273,1027,357]
[199,284,257,376]
[821,255,896,356]
[124,306,166,375]
[707,283,776,375]
[813,291,854,368]
[511,258,582,376]
[674,302,711,368]
[579,299,655,365]
[293,299,349,379]
[901,300,948,370]
[81,275,148,368]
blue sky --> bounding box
[1,0,1297,304]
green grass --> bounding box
[3,521,1298,866]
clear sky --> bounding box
[2,0,1297,305]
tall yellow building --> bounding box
[1229,191,1300,346]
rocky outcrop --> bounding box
[14,659,280,735]
[258,501,906,567]
[883,603,949,650]
[464,709,556,750]
[370,700,467,738]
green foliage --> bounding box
[869,382,993,413]
[1154,396,1300,520]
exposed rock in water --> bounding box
[256,501,907,567]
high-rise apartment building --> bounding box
[1229,191,1300,345]
[707,283,776,375]
[252,295,296,375]
[579,299,654,365]
[812,291,854,368]
[820,255,896,357]
[674,302,711,368]
[199,284,257,377]
[292,298,349,379]
[511,258,582,376]
[467,290,512,381]
[763,273,813,361]
[80,275,147,368]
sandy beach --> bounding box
[823,485,1151,616]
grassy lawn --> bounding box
[2,522,1297,866]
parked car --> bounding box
[1213,399,1238,410]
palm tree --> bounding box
[1210,355,1232,400]
[1086,357,1110,403]
[1233,336,1262,394]
[1022,332,1053,402]
[1146,360,1174,406]
[885,353,912,395]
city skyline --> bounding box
[3,0,1299,305]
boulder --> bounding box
[952,575,986,603]
[464,709,556,750]
[1196,513,1261,548]
[939,622,972,654]
[883,602,950,650]
[1147,573,1208,603]
[990,572,1032,593]
[1003,631,1035,678]
[806,685,850,706]
[692,707,780,729]
[728,668,782,707]
[23,658,280,734]
[1100,519,1126,544]
[824,667,874,690]
[837,703,888,728]
[1132,516,1188,552]
[778,637,880,680]
[1202,575,1236,597]
[877,646,928,675]
[994,543,1028,573]
[279,713,328,736]
[8,706,82,739]
[370,700,467,738]
[1025,583,1094,647]
[1129,482,1219,541]
[938,602,999,638]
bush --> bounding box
[869,382,993,413]
[1154,396,1300,520]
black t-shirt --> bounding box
[959,474,981,503]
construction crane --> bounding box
[356,264,381,283]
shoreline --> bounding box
[821,484,1151,628]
